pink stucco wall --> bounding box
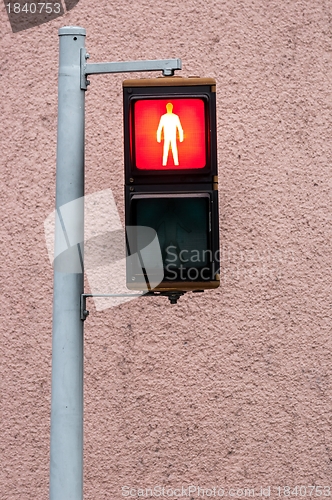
[1,0,332,498]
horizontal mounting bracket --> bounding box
[80,293,144,320]
[80,290,187,319]
[80,48,182,89]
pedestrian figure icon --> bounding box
[156,103,184,166]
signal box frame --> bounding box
[123,77,220,295]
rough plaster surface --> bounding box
[1,0,332,498]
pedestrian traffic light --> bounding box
[123,77,219,302]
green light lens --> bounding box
[133,195,211,280]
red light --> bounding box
[133,98,206,170]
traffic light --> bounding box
[123,77,219,302]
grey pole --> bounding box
[50,26,86,500]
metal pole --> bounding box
[50,26,86,500]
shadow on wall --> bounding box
[3,0,80,33]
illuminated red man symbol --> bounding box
[156,103,184,166]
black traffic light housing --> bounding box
[123,77,219,300]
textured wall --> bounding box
[1,0,332,498]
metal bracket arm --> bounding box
[81,293,144,320]
[81,49,182,89]
[81,290,188,319]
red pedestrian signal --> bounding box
[123,77,219,302]
[133,98,206,170]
